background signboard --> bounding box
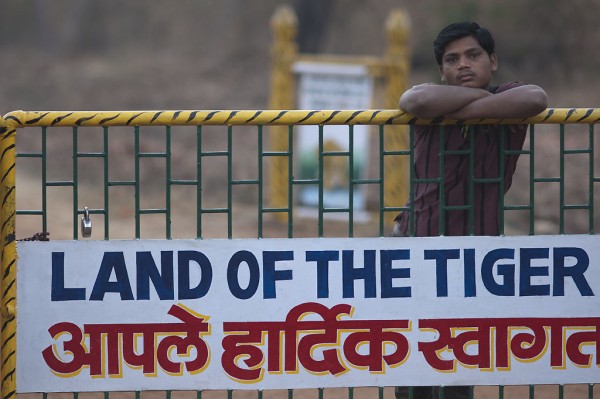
[294,62,373,214]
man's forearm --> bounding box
[443,85,548,120]
[399,84,491,119]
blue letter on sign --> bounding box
[424,249,460,297]
[306,250,339,298]
[342,250,376,298]
[90,252,134,300]
[228,250,260,299]
[179,251,213,299]
[263,251,293,299]
[51,252,86,301]
[519,248,550,296]
[137,251,175,300]
[553,247,593,296]
[380,249,411,298]
[481,248,515,296]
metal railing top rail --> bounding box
[2,108,600,127]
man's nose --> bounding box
[458,56,470,68]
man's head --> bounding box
[434,22,495,65]
[434,22,498,89]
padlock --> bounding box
[81,207,92,238]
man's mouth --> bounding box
[458,72,475,81]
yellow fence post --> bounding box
[383,10,411,229]
[0,115,17,399]
[268,5,298,221]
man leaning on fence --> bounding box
[391,22,548,399]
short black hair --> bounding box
[433,22,495,65]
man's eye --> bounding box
[446,57,457,64]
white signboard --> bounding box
[16,235,600,392]
[294,62,373,212]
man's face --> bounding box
[439,35,498,89]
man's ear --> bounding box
[490,53,498,72]
[439,65,446,82]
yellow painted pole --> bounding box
[2,108,596,128]
[268,5,298,222]
[383,9,411,230]
[0,116,17,399]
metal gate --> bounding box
[2,108,599,399]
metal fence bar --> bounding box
[379,125,386,236]
[286,125,294,238]
[103,127,109,240]
[134,126,141,238]
[227,126,233,239]
[258,125,264,238]
[72,127,78,239]
[3,108,600,128]
[166,126,172,239]
[560,124,566,234]
[590,124,596,234]
[348,125,355,237]
[529,125,536,235]
[318,125,324,238]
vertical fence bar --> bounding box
[589,124,595,234]
[529,384,535,399]
[558,384,564,399]
[0,118,17,399]
[348,125,354,237]
[559,124,565,234]
[379,125,385,236]
[258,126,264,238]
[134,126,141,238]
[42,127,48,234]
[166,126,172,239]
[529,125,535,235]
[227,126,233,239]
[318,125,324,237]
[287,126,294,238]
[103,127,110,239]
[72,127,79,239]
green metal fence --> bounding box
[2,108,600,399]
